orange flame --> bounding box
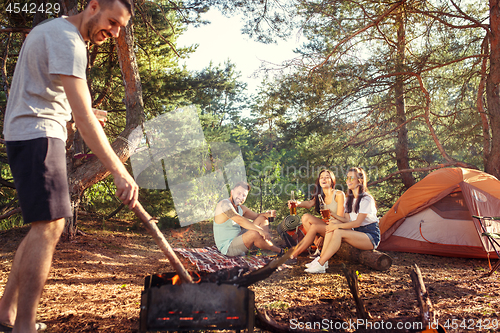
[171,275,181,285]
[191,271,201,283]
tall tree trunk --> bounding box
[63,10,145,238]
[394,9,415,188]
[478,36,491,166]
[116,20,146,127]
[485,0,500,179]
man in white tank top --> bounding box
[214,182,283,256]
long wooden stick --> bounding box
[410,264,434,328]
[341,264,371,320]
[132,202,193,284]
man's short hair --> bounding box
[233,181,251,191]
[96,0,134,17]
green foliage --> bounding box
[0,0,495,232]
[81,177,119,214]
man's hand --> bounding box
[114,170,139,209]
[258,229,274,246]
[258,229,272,241]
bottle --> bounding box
[290,191,297,215]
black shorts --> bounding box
[6,137,72,224]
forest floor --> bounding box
[1,216,499,333]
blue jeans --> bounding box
[353,222,381,249]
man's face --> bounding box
[231,186,249,207]
[87,0,131,45]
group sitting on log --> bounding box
[296,167,382,273]
[212,166,392,272]
[277,166,390,272]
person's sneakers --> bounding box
[308,248,321,258]
[304,259,326,273]
[35,323,47,331]
[305,256,328,269]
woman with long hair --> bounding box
[288,169,346,259]
[305,167,380,273]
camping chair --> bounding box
[472,215,500,277]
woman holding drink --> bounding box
[287,169,346,259]
[305,167,381,273]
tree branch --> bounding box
[135,4,180,57]
[310,1,404,72]
[0,28,31,34]
[0,207,21,220]
[346,114,424,148]
[411,7,488,32]
[368,163,477,186]
[0,178,15,189]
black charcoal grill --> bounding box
[139,272,255,332]
[138,242,294,332]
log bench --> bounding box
[334,242,393,271]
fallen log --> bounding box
[335,242,392,271]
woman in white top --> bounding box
[305,167,381,273]
[288,169,345,258]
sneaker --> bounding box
[304,260,326,273]
[305,257,328,269]
[308,248,321,258]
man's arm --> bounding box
[61,75,138,209]
[241,206,275,221]
[215,200,270,239]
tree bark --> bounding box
[60,0,79,16]
[485,0,500,179]
[478,35,491,165]
[116,20,146,127]
[1,32,11,102]
[394,8,415,189]
[335,242,392,271]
